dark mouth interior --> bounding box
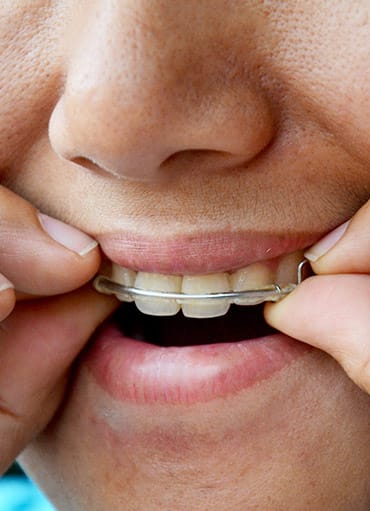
[112,302,277,347]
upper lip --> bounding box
[97,229,321,274]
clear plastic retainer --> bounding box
[93,260,310,307]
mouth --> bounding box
[95,249,305,317]
[83,249,311,406]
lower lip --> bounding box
[85,323,309,406]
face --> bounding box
[2,1,370,509]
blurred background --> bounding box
[0,462,55,510]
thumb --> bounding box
[304,199,370,274]
[265,199,370,394]
[0,287,117,473]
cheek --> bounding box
[265,2,370,162]
[0,3,62,167]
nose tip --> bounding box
[48,4,276,181]
[49,87,275,181]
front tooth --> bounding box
[181,273,231,318]
[230,263,274,305]
[111,264,137,302]
[134,272,182,316]
[276,251,304,286]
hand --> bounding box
[265,200,370,394]
[0,186,117,474]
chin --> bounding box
[19,343,370,511]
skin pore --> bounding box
[0,1,369,510]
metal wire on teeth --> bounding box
[93,259,309,306]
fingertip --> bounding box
[74,240,102,277]
[264,278,318,335]
[263,301,277,324]
[33,239,102,296]
[78,240,99,257]
[0,276,16,321]
[304,200,370,275]
[264,297,289,330]
[37,212,103,287]
[304,221,350,264]
[38,213,98,257]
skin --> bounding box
[0,1,369,509]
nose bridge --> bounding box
[67,3,177,107]
[50,1,275,180]
[60,2,177,170]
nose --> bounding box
[49,2,275,181]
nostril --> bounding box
[71,156,95,169]
[161,149,244,173]
[70,156,107,175]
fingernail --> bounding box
[0,274,14,292]
[38,213,98,256]
[304,221,350,262]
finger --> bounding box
[265,274,370,393]
[0,287,118,473]
[0,275,15,320]
[0,185,100,295]
[305,199,370,274]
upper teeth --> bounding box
[100,250,303,318]
[181,273,231,318]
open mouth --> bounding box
[84,250,311,405]
[95,249,307,346]
[111,301,276,347]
